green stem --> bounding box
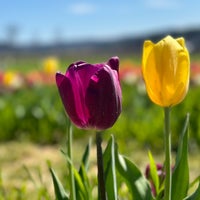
[164,107,171,200]
[67,123,76,200]
[96,131,107,200]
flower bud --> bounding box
[142,35,190,107]
[56,57,122,130]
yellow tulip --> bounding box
[3,71,24,89]
[142,35,190,107]
[43,57,58,74]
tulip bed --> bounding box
[1,49,200,200]
[0,56,200,149]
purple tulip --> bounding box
[56,56,122,130]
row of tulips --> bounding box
[51,35,200,200]
[1,56,200,93]
[0,57,58,91]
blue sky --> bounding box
[0,0,200,44]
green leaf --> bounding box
[75,140,92,200]
[103,135,118,200]
[148,151,159,196]
[79,139,91,175]
[189,176,200,190]
[49,168,69,200]
[73,167,89,200]
[184,180,200,200]
[80,164,92,199]
[172,114,190,200]
[115,144,154,200]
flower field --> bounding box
[1,55,200,147]
[0,52,200,199]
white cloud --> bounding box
[145,0,180,9]
[68,2,96,15]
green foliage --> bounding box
[184,181,200,200]
[173,87,200,146]
[0,86,66,143]
[1,93,198,199]
[103,135,118,200]
[171,114,189,200]
[50,168,69,200]
[74,140,92,200]
[50,131,155,200]
[1,79,200,151]
[148,151,160,196]
[115,145,153,200]
[49,109,200,200]
[50,128,93,200]
[146,114,200,200]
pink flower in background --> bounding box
[56,57,122,130]
[145,163,165,196]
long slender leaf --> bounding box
[79,139,91,176]
[172,114,190,200]
[79,164,92,199]
[148,151,159,196]
[63,140,92,200]
[184,181,200,200]
[49,168,69,200]
[189,176,200,190]
[75,140,92,200]
[115,144,154,200]
[103,135,118,200]
[73,167,88,200]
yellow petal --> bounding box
[142,35,190,107]
[142,40,154,69]
[176,37,185,48]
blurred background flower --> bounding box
[2,71,24,90]
[43,57,59,75]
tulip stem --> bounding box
[164,107,171,200]
[96,131,107,200]
[67,122,76,200]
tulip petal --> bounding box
[56,72,87,128]
[64,62,103,127]
[142,40,154,70]
[176,37,185,48]
[143,44,163,105]
[107,56,119,72]
[142,40,161,105]
[67,62,101,88]
[170,51,190,106]
[86,65,122,130]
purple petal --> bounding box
[66,62,102,91]
[86,65,122,130]
[107,56,119,72]
[56,72,87,128]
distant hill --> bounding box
[0,27,200,57]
